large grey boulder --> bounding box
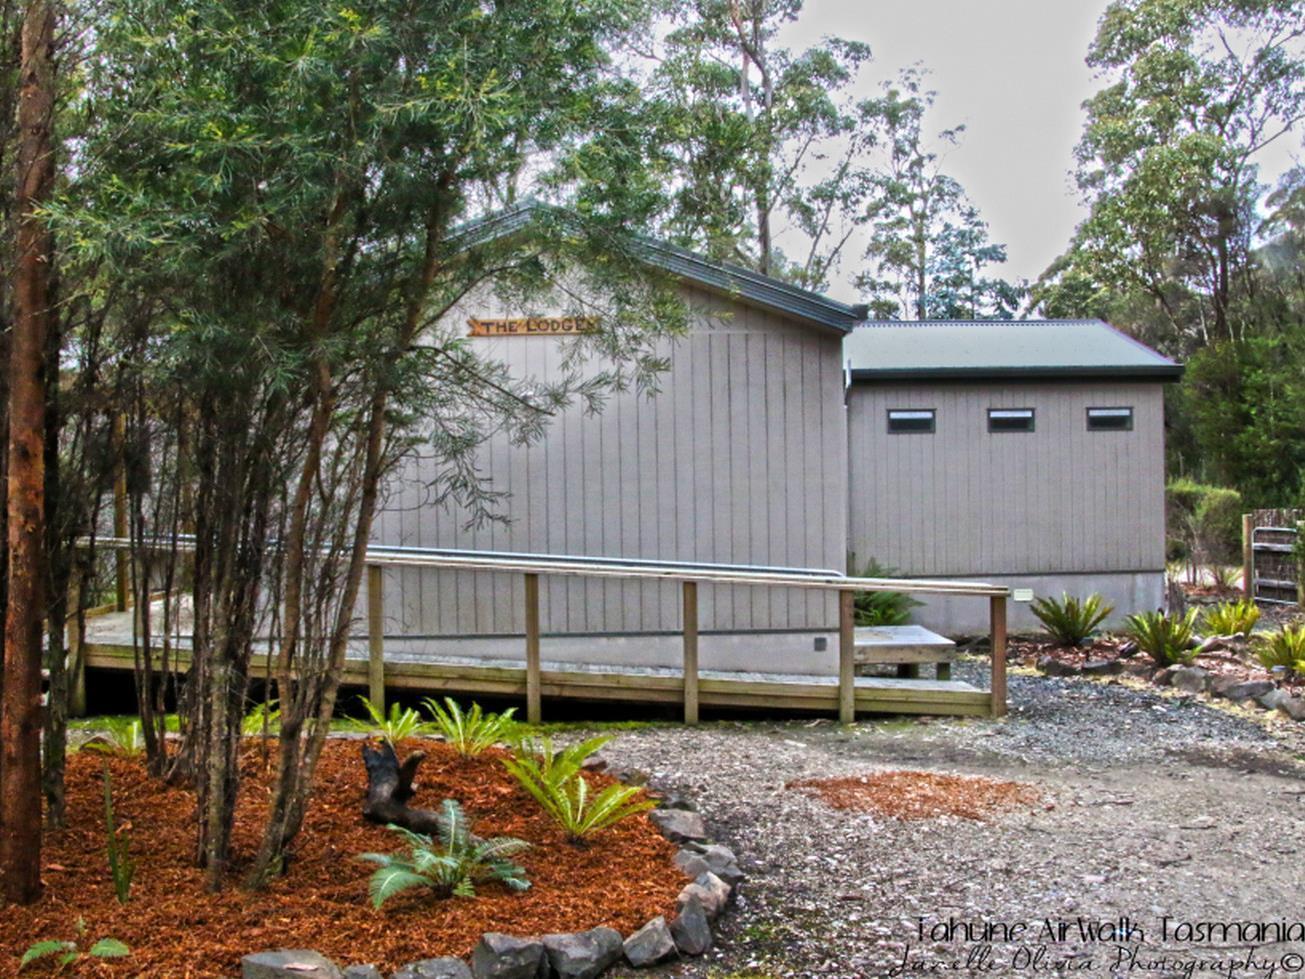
[623,918,676,968]
[1212,678,1275,701]
[242,950,343,979]
[649,808,707,843]
[1278,695,1305,722]
[393,959,473,979]
[676,871,731,921]
[471,934,545,979]
[342,967,384,979]
[669,895,712,956]
[1036,656,1079,677]
[540,928,623,979]
[1081,659,1122,677]
[1257,688,1291,712]
[1169,666,1210,694]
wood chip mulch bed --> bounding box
[1,738,686,977]
[789,771,1041,821]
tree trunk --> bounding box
[360,741,449,837]
[1,0,55,906]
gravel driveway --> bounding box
[598,670,1305,979]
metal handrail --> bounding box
[83,536,1010,598]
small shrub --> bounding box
[852,560,923,627]
[1254,625,1305,675]
[1201,599,1260,636]
[102,767,134,905]
[1208,565,1240,593]
[357,696,425,748]
[1165,480,1242,583]
[1030,593,1113,645]
[81,718,145,758]
[502,736,655,843]
[1125,609,1200,667]
[359,800,530,907]
[21,919,129,972]
[422,698,516,757]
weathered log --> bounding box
[361,741,448,836]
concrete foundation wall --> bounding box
[906,570,1165,636]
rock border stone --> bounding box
[241,773,742,979]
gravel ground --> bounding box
[595,668,1305,979]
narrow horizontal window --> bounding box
[988,408,1035,433]
[887,409,935,434]
[1087,406,1133,431]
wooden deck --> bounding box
[80,639,991,717]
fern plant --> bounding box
[357,696,426,748]
[501,736,655,843]
[242,699,281,736]
[1030,593,1113,646]
[1201,599,1260,636]
[1254,625,1305,676]
[102,767,134,905]
[21,919,129,973]
[81,718,145,758]
[1125,609,1200,667]
[422,698,516,757]
[852,559,923,627]
[358,800,530,908]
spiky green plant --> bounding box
[358,800,530,907]
[1254,625,1305,676]
[357,696,426,748]
[81,718,145,758]
[1125,608,1200,667]
[1030,593,1114,646]
[501,736,655,843]
[1208,564,1240,593]
[1201,599,1260,636]
[20,919,129,973]
[102,767,134,905]
[421,698,516,757]
[241,699,281,736]
[852,559,923,627]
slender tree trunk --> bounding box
[1,0,55,906]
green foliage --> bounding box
[1030,593,1114,646]
[241,699,281,737]
[357,697,426,749]
[851,559,923,627]
[421,698,516,758]
[1201,599,1260,636]
[501,736,654,843]
[81,718,145,758]
[102,767,135,905]
[358,801,530,907]
[1254,625,1305,676]
[1165,480,1243,574]
[1125,609,1200,667]
[855,67,1021,319]
[20,919,129,973]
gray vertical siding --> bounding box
[372,284,847,637]
[846,381,1166,577]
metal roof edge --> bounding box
[848,364,1186,383]
[450,201,863,333]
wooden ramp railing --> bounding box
[83,539,1010,724]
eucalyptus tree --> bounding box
[64,0,680,890]
[855,68,1019,320]
[635,0,874,287]
[1051,0,1305,347]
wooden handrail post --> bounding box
[682,581,699,725]
[525,572,541,724]
[1242,512,1254,598]
[838,589,855,724]
[367,565,385,712]
[990,594,1008,718]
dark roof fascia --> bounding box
[450,201,865,334]
[848,364,1185,384]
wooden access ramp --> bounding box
[74,540,1009,723]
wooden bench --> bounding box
[853,625,958,680]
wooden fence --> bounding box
[1242,509,1301,606]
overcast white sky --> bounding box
[777,0,1300,299]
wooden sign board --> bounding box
[468,316,598,337]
